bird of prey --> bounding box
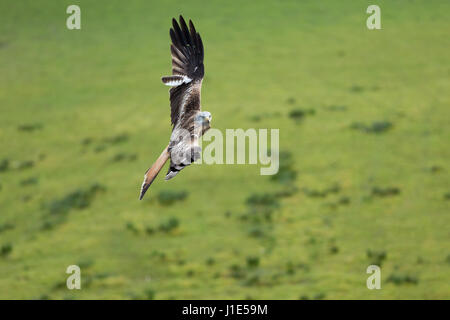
[139,16,211,200]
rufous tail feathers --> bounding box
[139,146,170,200]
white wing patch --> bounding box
[162,75,192,87]
[164,79,183,86]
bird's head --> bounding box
[195,111,212,125]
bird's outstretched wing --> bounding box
[162,15,204,128]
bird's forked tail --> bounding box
[139,146,170,200]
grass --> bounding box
[0,0,449,299]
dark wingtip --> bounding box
[189,19,195,31]
[178,15,185,30]
[172,18,179,31]
[189,19,197,39]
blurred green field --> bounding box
[0,0,449,299]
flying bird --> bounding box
[139,16,211,200]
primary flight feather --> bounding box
[139,16,211,200]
